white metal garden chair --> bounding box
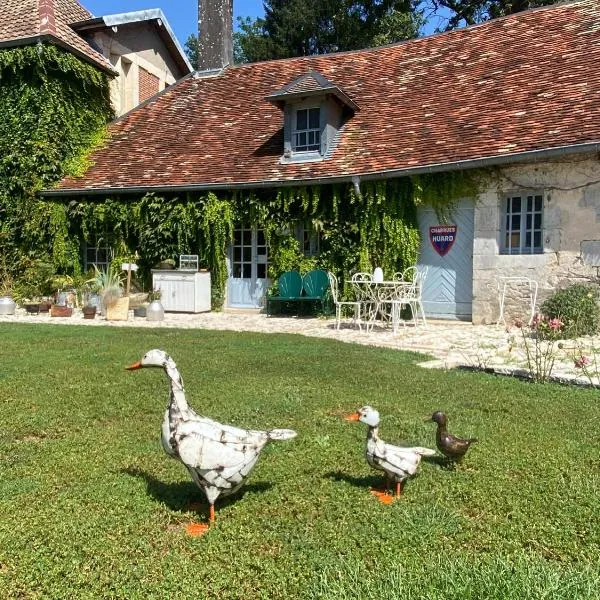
[327,272,362,331]
[351,272,378,331]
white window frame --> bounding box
[501,191,544,254]
[293,106,321,153]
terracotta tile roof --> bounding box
[0,0,113,72]
[55,0,600,193]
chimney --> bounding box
[198,0,233,71]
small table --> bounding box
[353,280,416,332]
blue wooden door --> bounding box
[227,226,269,308]
[417,201,474,320]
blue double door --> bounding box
[227,225,269,308]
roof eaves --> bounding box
[0,34,116,75]
[266,86,360,112]
[41,141,600,198]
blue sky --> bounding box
[83,1,265,45]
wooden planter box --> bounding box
[51,305,73,317]
[106,296,130,321]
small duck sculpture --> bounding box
[127,349,297,533]
[346,406,436,501]
[427,411,477,464]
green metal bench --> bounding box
[266,270,330,316]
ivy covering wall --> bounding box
[0,44,113,295]
[61,171,481,309]
[0,43,482,308]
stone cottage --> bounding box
[46,0,600,323]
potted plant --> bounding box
[88,266,128,320]
[146,288,164,321]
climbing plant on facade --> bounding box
[0,44,113,285]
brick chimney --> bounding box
[198,0,233,71]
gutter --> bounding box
[42,141,600,198]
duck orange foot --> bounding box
[185,522,210,537]
[370,488,394,504]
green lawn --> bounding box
[1,323,599,599]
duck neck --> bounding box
[367,425,379,442]
[165,359,189,414]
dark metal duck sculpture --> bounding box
[427,411,477,464]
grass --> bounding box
[1,323,599,599]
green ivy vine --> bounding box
[0,43,113,294]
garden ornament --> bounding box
[126,349,297,535]
[345,406,435,503]
[426,411,478,464]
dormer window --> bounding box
[294,107,321,152]
[266,70,359,164]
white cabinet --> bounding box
[151,270,211,313]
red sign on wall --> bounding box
[430,225,457,257]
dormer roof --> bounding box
[266,71,360,112]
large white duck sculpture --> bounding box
[346,406,435,502]
[127,349,297,533]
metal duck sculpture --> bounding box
[346,406,435,502]
[126,349,297,534]
[427,411,477,464]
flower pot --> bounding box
[133,305,147,318]
[0,296,16,316]
[82,306,97,319]
[106,296,130,321]
[146,300,165,322]
[51,305,73,317]
[24,303,41,314]
[39,301,52,313]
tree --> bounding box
[184,33,200,70]
[234,0,423,63]
[422,0,557,30]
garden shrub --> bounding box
[540,284,600,338]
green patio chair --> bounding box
[302,269,330,313]
[267,271,303,315]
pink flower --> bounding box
[548,318,563,330]
[574,356,591,369]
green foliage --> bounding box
[541,284,600,338]
[1,324,599,598]
[0,44,112,289]
[233,0,422,63]
[424,0,557,31]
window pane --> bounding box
[243,230,251,245]
[511,197,521,212]
[309,108,320,129]
[233,264,242,278]
[97,249,107,263]
[527,196,533,212]
[257,230,265,246]
[234,248,241,262]
[234,230,241,244]
[534,232,542,248]
[526,214,532,229]
[510,232,521,247]
[257,246,267,257]
[296,109,307,130]
[511,215,520,229]
[535,195,543,211]
[257,264,266,279]
[525,232,531,248]
[243,264,252,278]
[243,247,252,262]
[297,132,307,147]
[534,214,542,229]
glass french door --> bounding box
[227,225,269,308]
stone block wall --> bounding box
[472,153,600,324]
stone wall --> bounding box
[472,153,600,324]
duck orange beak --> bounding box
[344,412,360,422]
[126,361,142,370]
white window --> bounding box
[502,192,543,254]
[295,223,322,257]
[293,107,321,152]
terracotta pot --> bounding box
[82,306,97,319]
[51,305,73,317]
